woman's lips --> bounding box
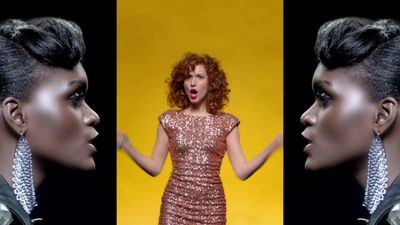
[88,130,98,154]
[303,143,312,154]
[301,130,313,154]
[189,89,198,100]
[88,143,97,155]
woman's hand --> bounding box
[116,125,169,177]
[117,131,129,150]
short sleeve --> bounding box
[226,113,240,134]
[158,110,174,135]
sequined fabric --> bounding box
[158,110,239,225]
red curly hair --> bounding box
[167,52,230,114]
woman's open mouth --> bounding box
[189,89,198,100]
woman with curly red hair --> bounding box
[117,52,282,224]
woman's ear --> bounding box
[1,97,28,135]
[373,97,398,135]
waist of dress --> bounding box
[170,169,222,183]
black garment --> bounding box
[367,176,400,225]
[0,176,32,225]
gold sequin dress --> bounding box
[158,110,240,225]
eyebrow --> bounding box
[313,80,332,86]
[312,79,332,93]
[69,80,88,91]
[69,80,87,85]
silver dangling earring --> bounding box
[11,132,37,214]
[363,132,388,215]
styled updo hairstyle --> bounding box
[0,17,85,102]
[315,17,400,101]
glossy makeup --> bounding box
[300,63,376,171]
[184,64,209,106]
[24,63,100,171]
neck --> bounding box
[381,115,400,187]
[382,133,400,186]
[187,102,208,115]
[354,155,368,188]
[32,156,45,188]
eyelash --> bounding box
[186,75,205,80]
[315,89,332,107]
[68,90,85,107]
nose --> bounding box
[83,101,100,126]
[190,77,197,86]
[300,102,317,127]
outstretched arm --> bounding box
[117,124,169,177]
[226,127,283,180]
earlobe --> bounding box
[1,97,27,135]
[373,97,398,135]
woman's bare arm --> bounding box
[226,127,283,180]
[117,124,169,176]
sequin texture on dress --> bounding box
[158,110,240,225]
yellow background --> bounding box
[117,0,283,224]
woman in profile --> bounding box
[0,17,100,224]
[118,52,282,224]
[301,17,400,224]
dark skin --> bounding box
[300,63,400,188]
[0,63,100,188]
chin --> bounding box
[304,157,344,172]
[304,157,320,171]
[83,158,96,171]
[189,99,200,104]
[69,158,96,171]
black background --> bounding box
[284,1,400,225]
[0,1,116,225]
